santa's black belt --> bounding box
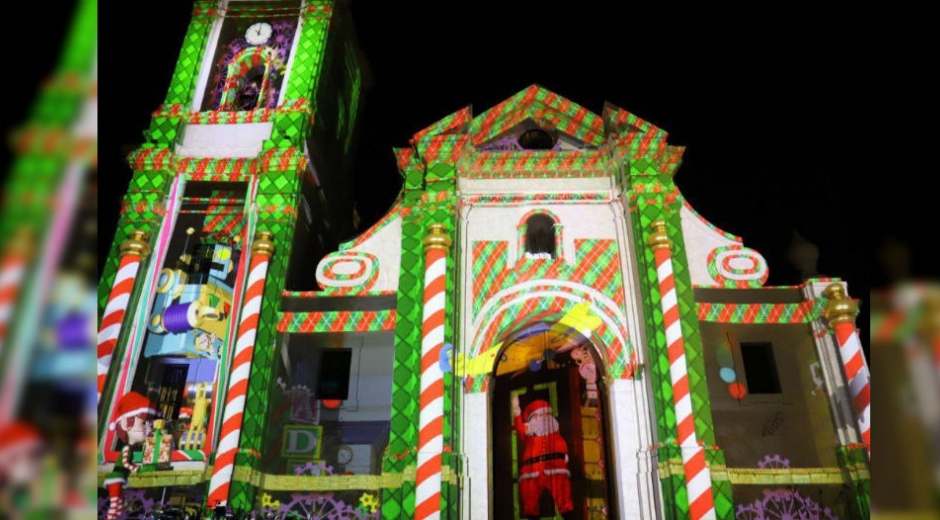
[521,453,565,466]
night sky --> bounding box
[16,2,933,341]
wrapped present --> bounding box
[143,419,173,467]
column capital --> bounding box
[647,220,671,251]
[119,230,151,258]
[920,289,940,342]
[823,283,857,326]
[251,230,275,257]
[6,228,34,257]
[423,223,452,252]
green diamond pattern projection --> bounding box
[3,0,96,252]
[97,169,170,323]
[628,172,733,520]
[380,179,459,519]
[229,184,300,509]
[836,445,871,518]
[93,0,352,513]
[93,2,870,513]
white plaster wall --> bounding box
[461,393,489,519]
[275,9,305,107]
[72,55,97,139]
[345,216,402,292]
[176,123,274,158]
[609,380,640,518]
[679,204,738,286]
[610,200,665,518]
[463,203,618,264]
[457,194,664,518]
[460,201,621,355]
[609,379,664,519]
[338,341,394,422]
[73,98,97,140]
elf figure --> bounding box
[103,392,157,520]
[0,421,44,519]
[512,395,575,520]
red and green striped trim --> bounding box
[276,309,397,333]
[127,147,307,175]
[467,150,607,176]
[696,299,828,324]
[464,192,610,205]
[470,85,606,147]
[705,245,768,288]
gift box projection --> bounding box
[97,2,870,519]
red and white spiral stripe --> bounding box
[97,254,143,404]
[0,246,27,369]
[832,321,870,454]
[416,245,447,520]
[653,246,716,520]
[207,250,270,507]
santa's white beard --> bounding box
[526,415,560,436]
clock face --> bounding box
[337,445,353,465]
[245,22,272,45]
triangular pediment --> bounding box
[477,118,592,152]
[403,85,678,173]
[410,85,664,148]
[470,85,607,148]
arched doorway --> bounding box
[491,321,616,520]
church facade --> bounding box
[97,2,870,519]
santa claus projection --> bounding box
[512,394,575,520]
[103,392,158,520]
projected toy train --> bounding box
[145,239,238,359]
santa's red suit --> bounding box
[514,399,574,517]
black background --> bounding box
[9,2,934,340]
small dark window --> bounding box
[525,214,556,257]
[740,342,781,394]
[518,128,556,150]
[317,349,352,400]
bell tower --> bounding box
[96,0,367,511]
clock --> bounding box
[245,22,272,45]
[336,445,353,465]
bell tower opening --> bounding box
[490,321,615,520]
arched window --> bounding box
[216,47,281,111]
[525,214,556,258]
[233,66,266,111]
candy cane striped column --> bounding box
[97,230,150,404]
[0,230,32,360]
[649,221,716,520]
[207,231,274,508]
[823,283,870,455]
[415,223,451,520]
